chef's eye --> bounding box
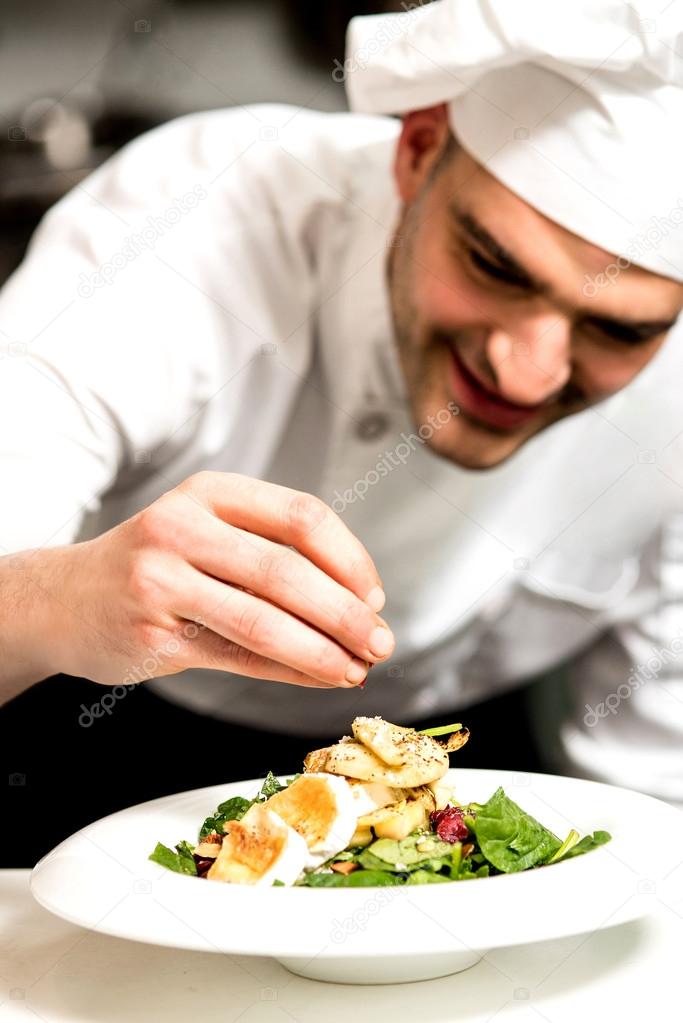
[583,316,662,346]
[466,247,531,289]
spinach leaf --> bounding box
[546,828,580,864]
[444,843,490,880]
[199,795,255,840]
[298,869,406,887]
[259,771,286,800]
[198,817,222,840]
[457,863,490,880]
[368,834,454,868]
[447,841,463,878]
[468,787,562,873]
[550,829,612,863]
[356,837,454,876]
[406,869,452,884]
[176,839,196,860]
[149,841,197,876]
[217,795,255,817]
[328,847,365,863]
[357,848,394,871]
[197,772,296,841]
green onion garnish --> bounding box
[417,722,463,737]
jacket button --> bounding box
[355,411,390,441]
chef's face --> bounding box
[388,106,683,469]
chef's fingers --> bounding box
[177,508,394,664]
[179,472,385,609]
[171,566,370,688]
[172,622,343,689]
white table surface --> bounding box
[2,868,681,1022]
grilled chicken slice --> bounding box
[351,717,417,767]
[304,717,468,787]
[315,717,450,787]
[207,803,308,886]
[302,746,329,774]
[441,727,470,753]
[265,773,358,867]
[322,740,447,786]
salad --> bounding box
[150,717,610,887]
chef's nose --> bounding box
[485,314,572,406]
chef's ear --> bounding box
[394,104,451,202]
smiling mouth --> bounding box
[446,343,548,432]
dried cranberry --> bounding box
[430,805,469,843]
[194,858,214,877]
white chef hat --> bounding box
[345,0,683,282]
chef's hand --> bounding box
[9,472,394,692]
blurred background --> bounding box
[0,0,403,286]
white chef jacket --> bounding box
[1,105,683,803]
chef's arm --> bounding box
[0,323,394,701]
[0,474,393,706]
[0,548,66,701]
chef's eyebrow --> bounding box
[449,204,679,339]
[580,313,677,342]
[450,206,545,291]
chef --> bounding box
[1,0,683,807]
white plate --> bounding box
[31,769,683,984]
